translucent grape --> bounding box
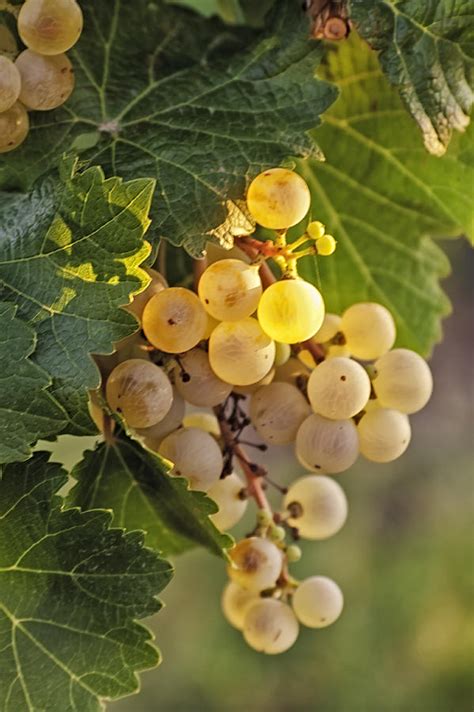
[106,359,173,429]
[306,220,325,240]
[182,411,220,437]
[284,475,348,540]
[274,357,310,386]
[18,0,83,55]
[209,318,275,386]
[221,582,257,630]
[203,313,220,339]
[247,168,311,229]
[243,599,299,654]
[249,382,310,445]
[326,344,351,359]
[0,57,21,113]
[134,388,185,450]
[143,287,207,353]
[174,348,232,407]
[16,50,74,110]
[0,102,29,153]
[358,408,411,462]
[208,472,248,531]
[295,414,359,474]
[313,313,342,343]
[292,576,344,628]
[232,367,275,395]
[341,302,396,360]
[373,348,433,413]
[307,357,371,420]
[227,537,282,592]
[316,234,336,256]
[257,279,325,344]
[125,267,167,320]
[198,258,262,321]
[274,341,291,367]
[159,427,223,491]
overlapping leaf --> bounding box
[0,452,173,712]
[68,437,232,558]
[351,0,474,155]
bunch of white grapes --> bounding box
[90,167,433,654]
[0,0,83,153]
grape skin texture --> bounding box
[209,318,275,386]
[174,348,232,407]
[243,599,299,654]
[0,57,21,113]
[274,357,310,386]
[106,359,173,429]
[198,259,262,321]
[247,168,311,229]
[182,411,220,437]
[313,313,342,343]
[358,408,411,462]
[292,576,344,628]
[250,382,311,445]
[208,472,248,531]
[221,582,257,630]
[143,287,207,353]
[232,367,275,395]
[307,357,371,420]
[295,414,359,474]
[257,279,325,344]
[284,475,348,540]
[227,537,282,592]
[373,348,433,413]
[159,427,223,492]
[274,341,291,367]
[125,267,167,319]
[0,102,29,153]
[18,0,83,55]
[134,388,185,450]
[16,50,75,110]
[341,302,396,360]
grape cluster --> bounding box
[0,0,82,153]
[91,167,433,655]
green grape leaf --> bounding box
[0,160,154,435]
[0,0,337,256]
[297,34,474,356]
[67,436,232,558]
[0,452,173,712]
[0,303,66,464]
[350,0,474,155]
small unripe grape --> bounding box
[284,475,348,540]
[0,102,29,154]
[174,348,232,407]
[182,411,220,437]
[316,234,336,256]
[247,168,311,229]
[134,388,185,450]
[143,287,208,353]
[221,582,257,630]
[307,220,325,240]
[307,357,371,420]
[198,258,262,321]
[286,545,302,562]
[250,382,310,445]
[227,537,282,592]
[18,0,83,55]
[292,576,343,628]
[0,57,21,113]
[313,313,342,343]
[159,427,223,492]
[274,341,291,367]
[15,50,74,110]
[257,279,325,344]
[341,302,396,360]
[125,267,167,320]
[358,408,411,462]
[295,414,359,474]
[243,599,299,654]
[209,318,275,386]
[373,348,433,413]
[106,359,173,429]
[208,473,248,531]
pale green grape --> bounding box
[292,576,343,628]
[358,408,411,462]
[134,388,185,450]
[143,287,207,353]
[243,599,299,654]
[307,357,371,420]
[373,348,433,413]
[221,582,257,630]
[274,341,291,367]
[227,537,282,592]
[247,168,311,229]
[284,475,348,540]
[125,267,167,320]
[257,279,325,344]
[341,302,396,360]
[16,50,74,110]
[174,348,232,407]
[0,102,29,153]
[249,382,310,445]
[198,258,262,321]
[208,472,248,531]
[159,427,223,491]
[209,318,275,386]
[18,0,83,55]
[182,411,220,437]
[106,359,173,428]
[295,414,359,474]
[313,313,342,343]
[316,234,336,256]
[0,56,21,113]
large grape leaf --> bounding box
[68,437,232,558]
[0,303,66,464]
[0,160,153,435]
[350,0,474,155]
[0,0,337,255]
[297,34,474,356]
[0,452,173,712]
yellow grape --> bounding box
[247,168,311,229]
[208,472,248,531]
[292,576,343,628]
[232,367,275,395]
[198,258,262,321]
[0,57,21,113]
[249,382,310,445]
[358,408,411,462]
[159,427,223,491]
[221,582,257,630]
[227,537,282,592]
[0,102,29,154]
[243,599,299,654]
[284,475,348,540]
[307,357,371,420]
[143,287,207,353]
[316,234,336,256]
[274,356,310,386]
[313,313,342,343]
[209,318,275,386]
[18,0,83,55]
[373,348,433,413]
[134,388,185,450]
[257,279,325,344]
[341,302,396,360]
[295,414,359,474]
[182,411,220,437]
[16,50,74,110]
[174,348,232,407]
[273,341,291,367]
